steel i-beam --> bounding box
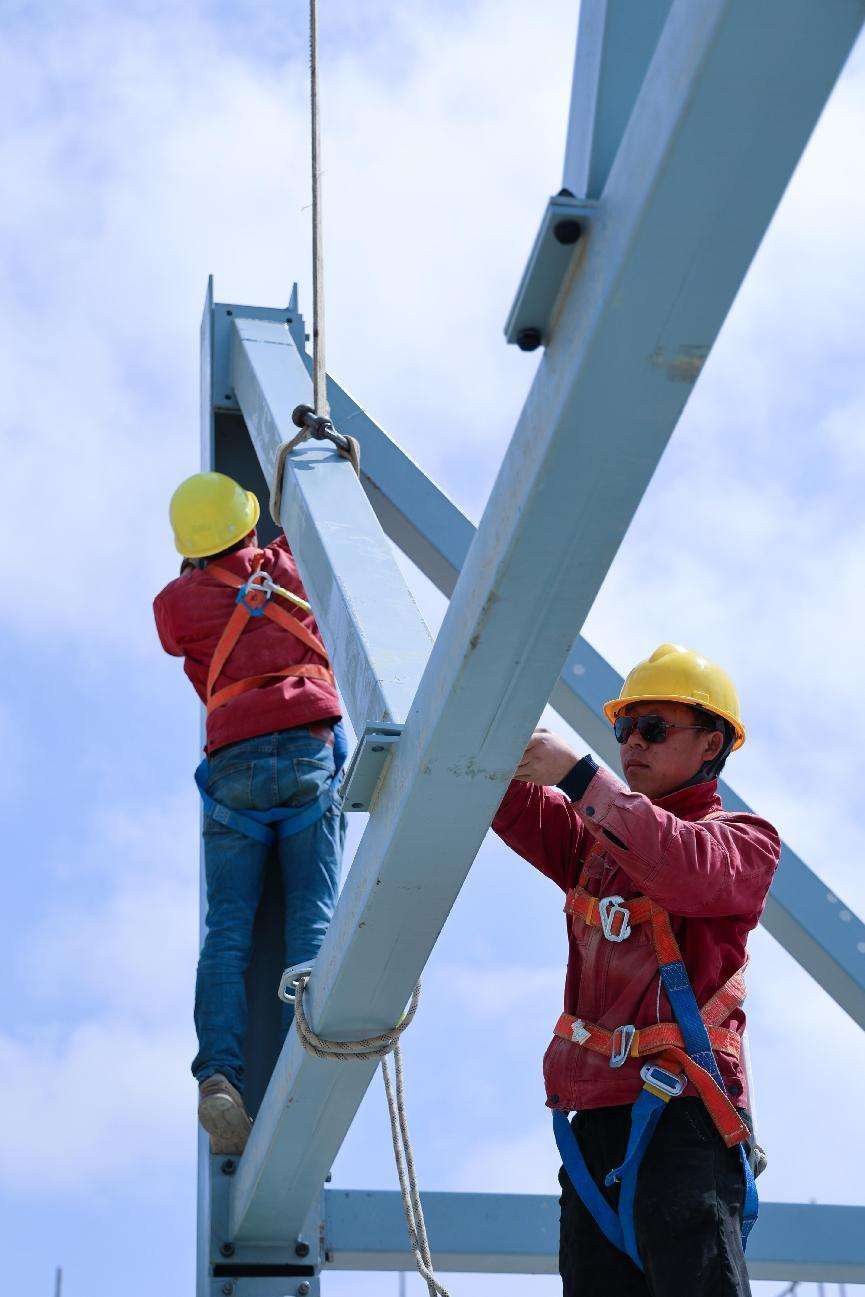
[230,317,432,738]
[321,1191,865,1283]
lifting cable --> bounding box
[268,0,360,527]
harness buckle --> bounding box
[640,1063,685,1098]
[237,570,273,616]
[609,1023,636,1068]
[598,895,632,942]
[570,1018,591,1045]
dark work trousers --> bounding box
[559,1099,752,1297]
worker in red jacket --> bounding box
[154,471,345,1155]
[493,644,780,1297]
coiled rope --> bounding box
[268,0,359,526]
[293,974,450,1297]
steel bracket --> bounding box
[341,724,403,812]
[209,1154,322,1296]
[504,193,597,350]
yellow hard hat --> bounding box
[169,472,260,558]
[603,643,745,749]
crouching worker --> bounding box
[493,644,780,1297]
[154,471,346,1155]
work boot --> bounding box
[198,1074,253,1155]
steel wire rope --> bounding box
[268,0,359,526]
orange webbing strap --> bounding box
[701,958,748,1027]
[205,559,332,715]
[565,886,655,932]
[207,562,329,660]
[208,664,335,714]
[553,1014,742,1064]
[262,598,329,659]
[576,839,604,890]
[553,1013,749,1147]
[206,602,251,711]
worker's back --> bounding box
[154,535,341,752]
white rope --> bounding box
[309,0,328,419]
[293,975,450,1297]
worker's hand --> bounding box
[515,728,580,786]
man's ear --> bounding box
[703,729,724,761]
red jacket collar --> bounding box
[654,779,722,821]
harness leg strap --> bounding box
[553,1110,625,1254]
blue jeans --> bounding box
[192,726,346,1093]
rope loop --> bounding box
[292,975,450,1297]
[269,424,360,526]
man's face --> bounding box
[618,700,723,798]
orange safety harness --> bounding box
[205,552,334,715]
[551,820,758,1270]
[555,831,749,1147]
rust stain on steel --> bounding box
[648,344,708,383]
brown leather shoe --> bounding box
[198,1074,253,1155]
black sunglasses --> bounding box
[613,714,715,745]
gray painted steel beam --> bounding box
[230,317,432,736]
[322,1191,865,1283]
[562,0,672,199]
[228,0,864,1245]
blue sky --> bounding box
[2,2,865,1295]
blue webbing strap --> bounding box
[604,1088,669,1269]
[194,721,348,846]
[659,962,727,1089]
[556,955,758,1269]
[553,1110,625,1253]
[659,960,759,1245]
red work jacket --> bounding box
[492,766,780,1113]
[154,537,341,753]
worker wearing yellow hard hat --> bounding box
[169,471,261,560]
[154,471,345,1157]
[492,643,780,1297]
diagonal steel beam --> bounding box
[314,362,865,1032]
[563,0,672,200]
[228,0,865,1244]
[322,1191,865,1282]
[230,317,431,736]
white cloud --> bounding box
[4,791,199,1189]
[0,1018,193,1192]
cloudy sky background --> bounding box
[2,1,864,1294]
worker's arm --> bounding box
[492,777,590,892]
[153,584,184,656]
[564,764,780,917]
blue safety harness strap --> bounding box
[657,960,758,1248]
[195,722,347,846]
[555,949,758,1271]
[553,1110,625,1253]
